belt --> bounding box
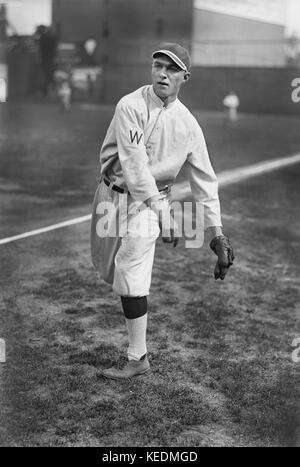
[103,177,127,194]
[103,177,170,195]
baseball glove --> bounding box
[209,235,234,280]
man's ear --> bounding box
[183,72,190,82]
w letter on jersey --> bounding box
[129,130,143,145]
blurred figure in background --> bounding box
[223,91,240,122]
[55,69,72,111]
[58,79,72,111]
[34,25,57,96]
[87,73,94,94]
[0,77,7,102]
[83,38,97,66]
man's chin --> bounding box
[153,85,170,100]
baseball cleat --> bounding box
[99,355,150,380]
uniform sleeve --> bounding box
[187,118,222,229]
[114,100,160,202]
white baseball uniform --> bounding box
[91,84,222,296]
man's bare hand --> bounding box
[158,202,179,247]
[146,196,179,247]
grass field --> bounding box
[0,102,299,446]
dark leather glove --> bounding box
[209,235,234,280]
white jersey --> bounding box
[223,94,240,109]
[100,84,222,228]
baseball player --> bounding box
[223,91,240,122]
[91,43,234,380]
[58,80,72,111]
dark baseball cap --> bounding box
[152,42,191,72]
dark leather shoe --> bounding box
[99,355,150,380]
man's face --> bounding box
[151,54,189,102]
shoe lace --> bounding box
[116,354,128,370]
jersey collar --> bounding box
[149,85,178,110]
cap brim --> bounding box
[152,49,187,71]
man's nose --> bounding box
[159,67,167,79]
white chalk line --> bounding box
[0,215,92,246]
[0,152,299,246]
[172,152,300,200]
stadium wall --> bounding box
[192,9,286,67]
[52,0,193,64]
[99,63,300,115]
[0,3,7,63]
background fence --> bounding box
[99,62,300,115]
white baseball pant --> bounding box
[91,180,162,297]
